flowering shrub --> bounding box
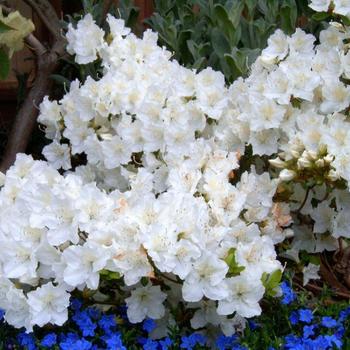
[0,0,350,339]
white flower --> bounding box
[249,99,286,131]
[332,209,350,238]
[310,201,335,233]
[27,283,70,327]
[62,242,110,289]
[309,0,331,12]
[249,129,279,156]
[126,284,167,323]
[0,240,38,281]
[107,15,131,37]
[66,14,105,64]
[3,288,32,331]
[260,29,289,64]
[217,273,265,318]
[334,0,350,16]
[182,252,228,302]
[288,29,315,55]
[321,81,350,114]
[279,169,296,181]
[42,141,71,170]
[303,263,320,286]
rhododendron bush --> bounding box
[0,1,350,338]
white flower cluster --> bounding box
[213,13,350,251]
[0,15,289,334]
[309,0,350,16]
[3,1,350,334]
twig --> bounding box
[294,276,350,299]
[22,0,61,40]
[25,33,47,56]
[0,0,66,173]
[294,186,312,213]
[0,2,12,13]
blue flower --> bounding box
[159,337,173,350]
[0,309,4,320]
[60,338,92,350]
[338,307,350,322]
[280,281,296,305]
[321,316,337,328]
[324,334,342,349]
[298,309,313,323]
[143,318,157,333]
[143,338,159,350]
[17,332,37,350]
[101,332,126,350]
[232,345,248,350]
[334,325,345,338]
[302,324,316,339]
[41,333,57,347]
[248,320,259,330]
[98,314,116,333]
[71,298,83,311]
[73,310,97,337]
[180,333,206,349]
[215,335,239,350]
[289,311,299,325]
[86,306,100,320]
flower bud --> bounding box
[290,149,301,158]
[327,169,340,182]
[290,143,304,158]
[315,159,325,167]
[269,158,286,168]
[99,133,113,141]
[319,144,327,155]
[307,150,318,160]
[297,157,312,169]
[323,154,334,164]
[279,169,296,181]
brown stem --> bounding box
[0,1,66,173]
[294,186,312,213]
[25,33,47,56]
[294,276,350,299]
[0,2,12,13]
[22,0,61,40]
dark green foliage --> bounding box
[146,0,322,82]
[0,48,10,80]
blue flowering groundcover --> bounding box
[1,281,350,350]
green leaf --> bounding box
[224,248,245,277]
[99,269,121,281]
[227,1,245,28]
[0,19,14,33]
[213,4,236,45]
[311,11,330,21]
[244,0,258,19]
[211,27,230,57]
[280,0,298,34]
[0,48,10,80]
[340,15,350,26]
[261,269,282,297]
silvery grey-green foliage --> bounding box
[146,0,320,82]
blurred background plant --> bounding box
[146,0,324,82]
